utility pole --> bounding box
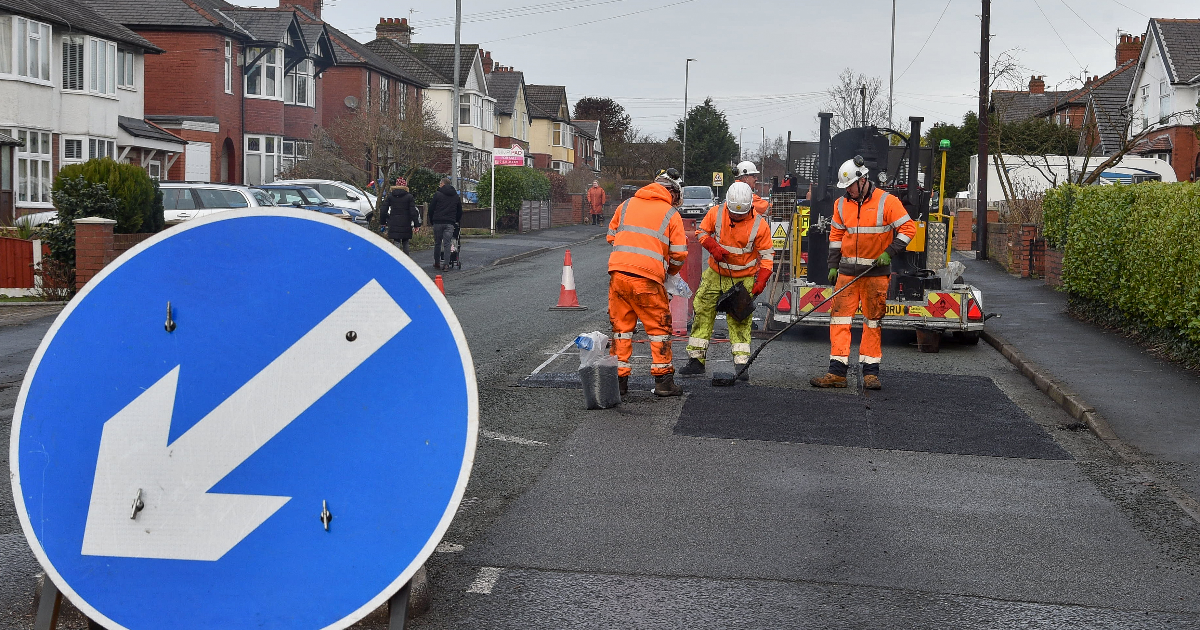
[977,0,990,259]
[860,85,868,127]
[739,126,746,161]
[889,0,896,127]
[451,0,462,189]
[683,58,695,183]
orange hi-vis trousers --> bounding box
[829,274,891,376]
[608,271,675,377]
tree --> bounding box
[673,98,738,187]
[821,69,889,134]
[603,130,682,182]
[52,158,162,234]
[926,113,978,196]
[573,97,632,144]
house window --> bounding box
[364,72,371,110]
[520,112,528,141]
[281,140,311,172]
[90,38,117,95]
[245,48,282,99]
[15,129,52,205]
[484,102,494,132]
[224,39,232,93]
[472,94,483,128]
[63,138,84,162]
[397,83,406,119]
[550,160,571,176]
[13,17,51,81]
[62,35,84,90]
[284,59,313,107]
[0,16,10,74]
[1159,81,1171,119]
[459,94,471,127]
[553,122,572,147]
[117,48,134,88]
[244,134,282,185]
[379,75,389,113]
[147,161,161,180]
[1140,84,1150,121]
[89,138,116,159]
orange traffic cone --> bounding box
[549,249,587,310]
[434,274,445,294]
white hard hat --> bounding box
[654,167,683,192]
[836,156,869,189]
[734,161,760,177]
[725,181,755,215]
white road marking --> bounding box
[467,567,503,594]
[480,429,547,446]
[530,340,576,376]
[435,542,465,553]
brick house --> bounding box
[366,20,496,180]
[1125,19,1200,181]
[83,0,337,184]
[572,120,601,175]
[525,84,573,174]
[1076,40,1140,157]
[0,0,184,222]
[485,67,531,160]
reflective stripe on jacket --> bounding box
[607,183,687,283]
[827,188,917,277]
[696,203,774,278]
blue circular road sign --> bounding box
[10,210,477,629]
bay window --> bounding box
[553,122,572,147]
[62,35,84,90]
[14,129,52,205]
[90,38,117,95]
[281,140,311,172]
[245,48,283,99]
[245,135,282,185]
[459,94,470,127]
[284,59,313,107]
[0,16,10,74]
[89,138,115,159]
[1159,81,1171,120]
[13,17,51,82]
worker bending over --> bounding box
[733,161,770,215]
[811,156,916,390]
[607,168,689,397]
[680,182,774,380]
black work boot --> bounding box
[653,373,683,397]
[679,357,706,375]
[618,375,629,396]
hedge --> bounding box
[476,167,550,219]
[52,158,163,233]
[1044,182,1200,343]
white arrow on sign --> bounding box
[81,279,410,561]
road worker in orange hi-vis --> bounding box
[810,156,917,391]
[606,168,688,397]
[733,161,770,215]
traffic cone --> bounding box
[434,274,445,294]
[549,249,587,310]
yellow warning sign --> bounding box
[771,222,789,250]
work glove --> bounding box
[874,252,891,267]
[700,236,729,263]
[751,267,772,296]
[828,268,839,284]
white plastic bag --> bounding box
[575,331,616,370]
[937,261,966,288]
[665,273,693,299]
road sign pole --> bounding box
[491,165,496,235]
[387,581,412,629]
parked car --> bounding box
[254,184,366,225]
[680,185,716,217]
[272,179,375,217]
[161,182,277,223]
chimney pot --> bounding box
[377,16,413,46]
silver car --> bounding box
[680,185,716,217]
[161,182,276,223]
[272,179,375,218]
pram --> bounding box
[446,224,462,269]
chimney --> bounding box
[280,0,321,19]
[1116,33,1143,67]
[482,50,493,74]
[1029,75,1045,94]
[376,17,413,46]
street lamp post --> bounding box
[760,127,766,196]
[739,126,746,161]
[451,0,462,189]
[682,58,695,183]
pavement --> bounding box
[962,255,1200,503]
[407,223,608,276]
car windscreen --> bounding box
[297,187,329,204]
[682,187,712,199]
[251,189,276,206]
[265,188,306,206]
[195,188,249,209]
[161,188,197,210]
[317,184,349,200]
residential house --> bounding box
[526,84,573,174]
[991,76,1084,127]
[367,19,496,180]
[1125,19,1200,181]
[573,119,601,175]
[1077,36,1141,157]
[486,67,531,161]
[82,0,337,184]
[0,0,184,222]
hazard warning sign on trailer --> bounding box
[771,222,790,250]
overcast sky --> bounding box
[248,0,1199,150]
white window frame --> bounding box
[224,39,232,94]
[89,37,117,96]
[116,47,134,89]
[61,136,86,164]
[10,17,51,83]
[61,34,84,91]
[14,129,53,207]
[553,122,573,147]
[520,112,528,141]
[281,139,311,172]
[459,93,471,128]
[379,75,389,113]
[284,58,313,107]
[1159,81,1171,120]
[245,47,283,100]
[0,15,11,75]
[244,134,283,185]
[88,137,116,160]
[397,83,406,119]
[147,160,162,180]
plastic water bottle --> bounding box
[574,335,594,351]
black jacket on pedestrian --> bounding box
[383,186,420,239]
[428,184,463,225]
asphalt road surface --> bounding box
[2,236,1199,629]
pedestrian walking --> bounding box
[810,156,916,390]
[382,178,421,254]
[607,168,688,397]
[679,182,774,381]
[587,180,607,225]
[428,177,463,271]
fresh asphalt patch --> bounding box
[674,370,1071,460]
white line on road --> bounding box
[480,429,547,446]
[467,567,503,594]
[530,340,575,376]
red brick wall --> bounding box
[74,219,116,289]
[1166,126,1199,182]
[245,98,285,136]
[954,210,974,250]
[284,103,320,141]
[987,223,1045,278]
[531,153,550,169]
[1044,248,1064,287]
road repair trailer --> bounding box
[763,114,986,350]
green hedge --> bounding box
[52,158,163,233]
[1046,182,1200,342]
[476,167,550,218]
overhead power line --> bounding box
[340,0,635,34]
[1031,0,1083,68]
[896,0,954,81]
[1057,0,1110,45]
[481,0,697,43]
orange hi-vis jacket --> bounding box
[607,183,687,283]
[587,185,606,213]
[696,203,775,278]
[752,194,769,215]
[828,186,917,277]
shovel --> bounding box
[712,264,880,387]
